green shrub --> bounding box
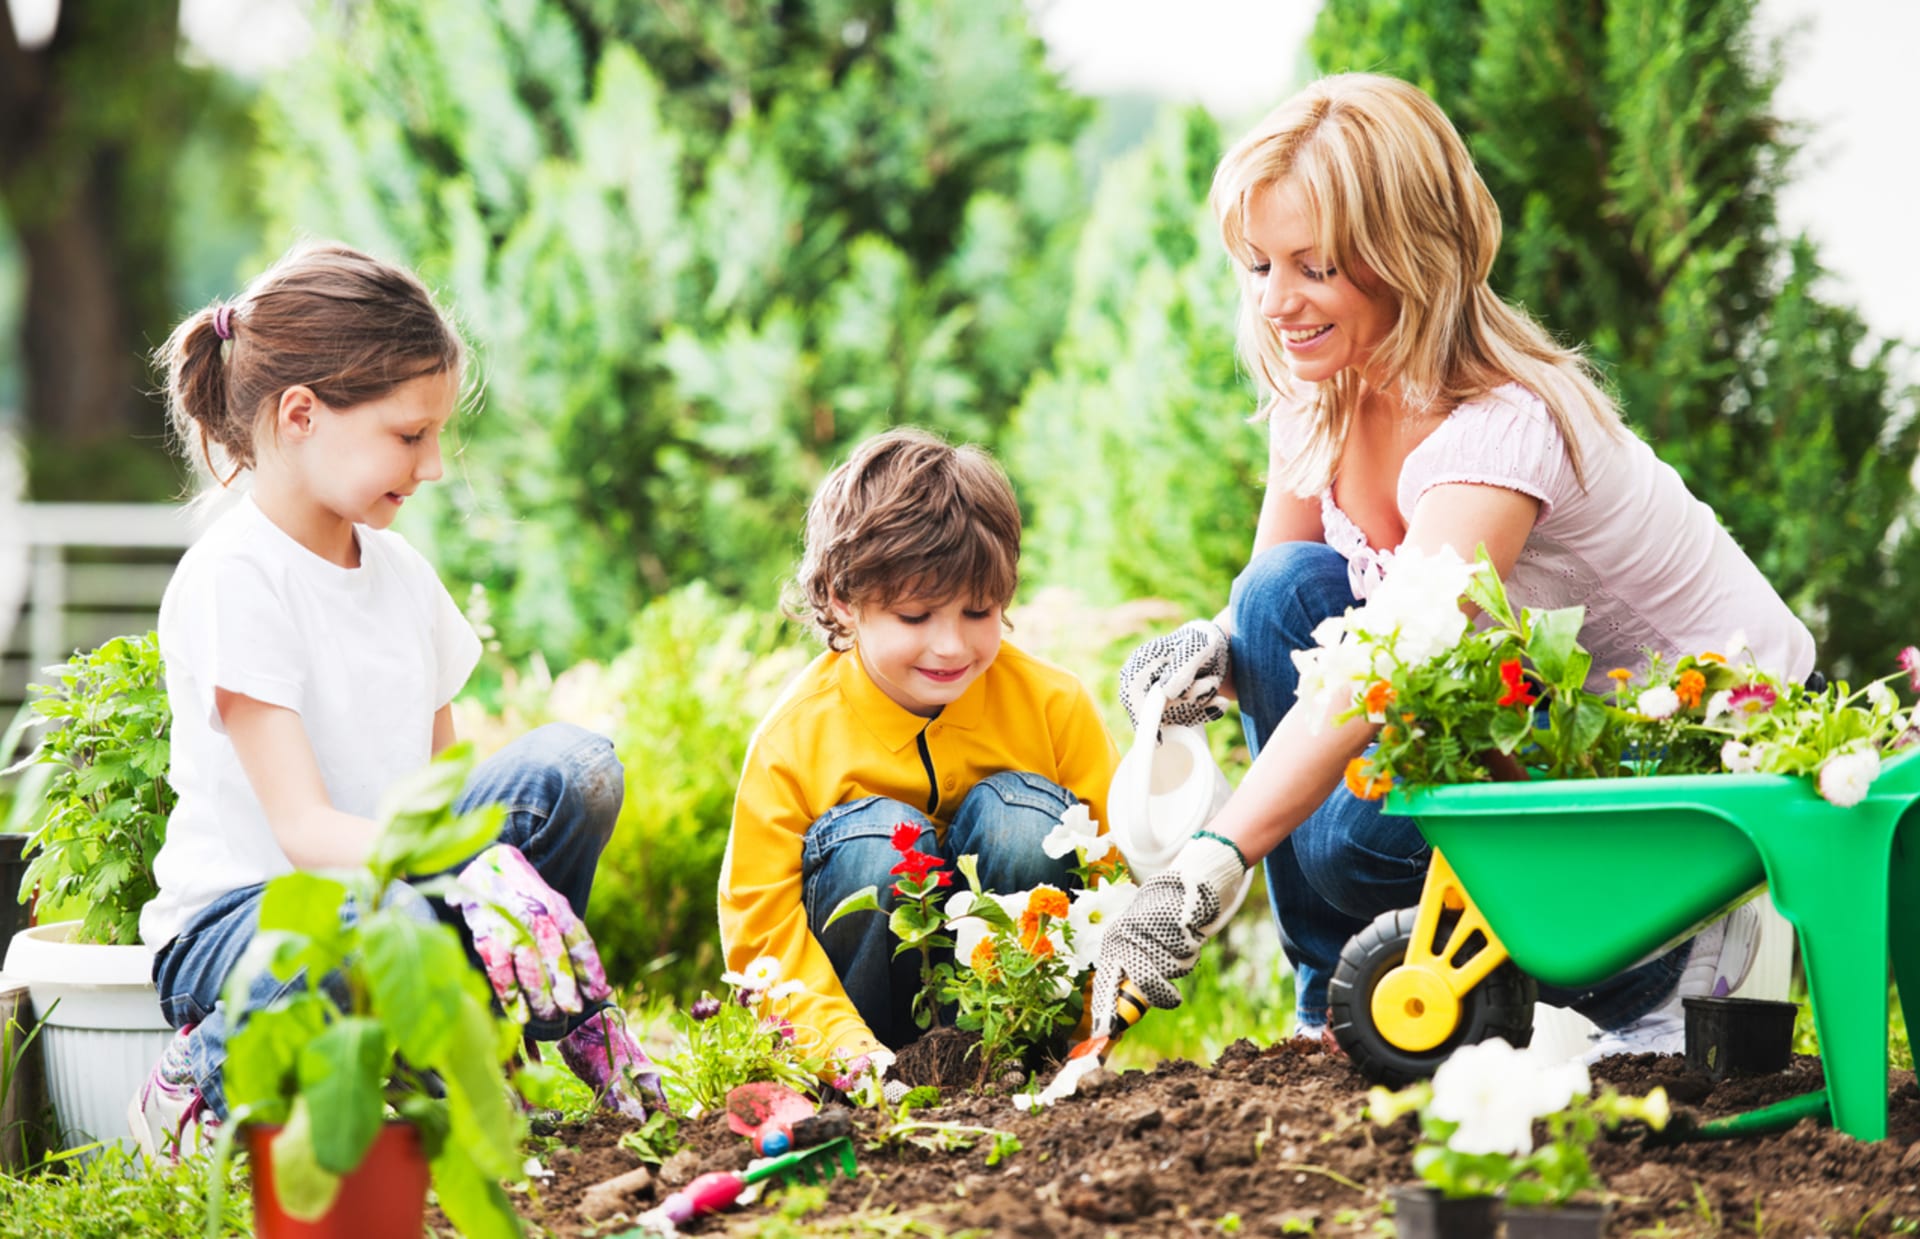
[585,587,810,1002]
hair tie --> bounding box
[213,305,234,341]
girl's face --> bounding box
[1242,180,1398,385]
[293,370,457,532]
[831,593,1004,718]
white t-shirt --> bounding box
[140,496,481,949]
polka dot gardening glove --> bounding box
[1090,834,1248,1031]
[447,842,611,1026]
[1119,619,1230,733]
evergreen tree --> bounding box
[1310,0,1919,677]
[254,0,1087,664]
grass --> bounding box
[0,1145,251,1238]
[1790,974,1912,1072]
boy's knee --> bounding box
[965,771,1076,824]
[801,798,931,920]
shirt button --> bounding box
[943,776,957,791]
[929,723,942,736]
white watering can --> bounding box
[1106,687,1255,935]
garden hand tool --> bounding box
[1028,974,1153,1107]
[725,1080,818,1155]
[447,841,611,1025]
[624,1136,860,1234]
[1641,1088,1831,1146]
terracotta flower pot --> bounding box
[1504,1201,1611,1239]
[249,1121,430,1239]
[1387,1184,1498,1239]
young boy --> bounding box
[719,428,1119,1075]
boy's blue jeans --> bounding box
[151,723,624,1118]
[802,771,1081,1050]
[1229,542,1686,1031]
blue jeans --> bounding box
[801,771,1081,1050]
[151,723,625,1118]
[1229,542,1686,1031]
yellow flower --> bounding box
[1607,668,1633,684]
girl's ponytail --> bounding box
[156,242,464,489]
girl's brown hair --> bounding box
[156,241,465,485]
[789,428,1021,651]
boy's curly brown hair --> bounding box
[788,428,1020,651]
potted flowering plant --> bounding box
[1367,1037,1669,1239]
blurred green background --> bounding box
[4,0,1916,1045]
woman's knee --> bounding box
[1290,804,1429,921]
[1230,542,1353,644]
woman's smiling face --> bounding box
[1240,178,1399,385]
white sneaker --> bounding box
[127,1025,216,1162]
[1580,902,1763,1064]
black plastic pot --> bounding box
[1683,995,1796,1079]
[1504,1202,1611,1239]
[1388,1185,1498,1239]
[0,834,29,951]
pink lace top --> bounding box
[1285,385,1815,688]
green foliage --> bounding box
[1310,0,1920,679]
[582,585,811,999]
[255,0,1088,667]
[655,974,825,1115]
[615,1110,683,1167]
[214,745,526,1238]
[1010,105,1264,613]
[0,1145,251,1238]
[934,862,1077,1081]
[9,632,172,945]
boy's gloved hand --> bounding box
[1120,619,1230,732]
[558,1007,668,1119]
[1090,833,1248,1026]
[447,842,610,1025]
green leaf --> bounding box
[258,871,350,943]
[430,1138,524,1239]
[223,994,331,1124]
[821,885,881,930]
[1489,707,1533,754]
[1525,607,1588,686]
[267,1097,344,1222]
[359,909,473,1064]
[297,1017,390,1174]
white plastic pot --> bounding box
[1107,689,1253,933]
[2,921,172,1154]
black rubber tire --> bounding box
[1328,905,1537,1087]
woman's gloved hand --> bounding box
[557,1007,668,1118]
[1089,833,1249,1028]
[1119,619,1230,733]
[447,842,610,1025]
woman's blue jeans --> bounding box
[1229,542,1685,1031]
[801,771,1081,1050]
[151,723,624,1118]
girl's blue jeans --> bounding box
[1229,542,1686,1032]
[801,771,1081,1050]
[151,723,624,1119]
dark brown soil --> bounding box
[479,1043,1920,1236]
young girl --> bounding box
[1097,74,1812,1060]
[132,242,660,1156]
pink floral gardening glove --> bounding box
[446,843,611,1025]
[558,1007,668,1118]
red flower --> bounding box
[890,846,944,883]
[1900,646,1920,692]
[1727,683,1777,716]
[1497,659,1536,708]
[890,822,923,854]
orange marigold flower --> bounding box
[1675,669,1707,709]
[1018,916,1057,959]
[969,938,1000,978]
[1363,679,1396,716]
[1697,651,1727,665]
[1607,668,1633,684]
[1343,756,1392,801]
[1026,886,1070,921]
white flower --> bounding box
[1705,690,1734,723]
[766,979,806,1001]
[1428,1038,1590,1156]
[944,891,997,969]
[1635,686,1680,720]
[1065,881,1138,973]
[1721,739,1760,774]
[1724,629,1751,662]
[1042,802,1102,860]
[722,955,782,992]
[1867,681,1897,714]
[1817,749,1880,808]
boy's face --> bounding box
[832,593,1004,718]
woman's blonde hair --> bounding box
[1211,73,1623,495]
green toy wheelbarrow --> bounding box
[1327,748,1920,1142]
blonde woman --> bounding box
[1098,74,1812,1061]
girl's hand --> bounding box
[448,842,611,1024]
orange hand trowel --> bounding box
[1024,976,1153,1109]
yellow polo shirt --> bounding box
[718,640,1119,1061]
